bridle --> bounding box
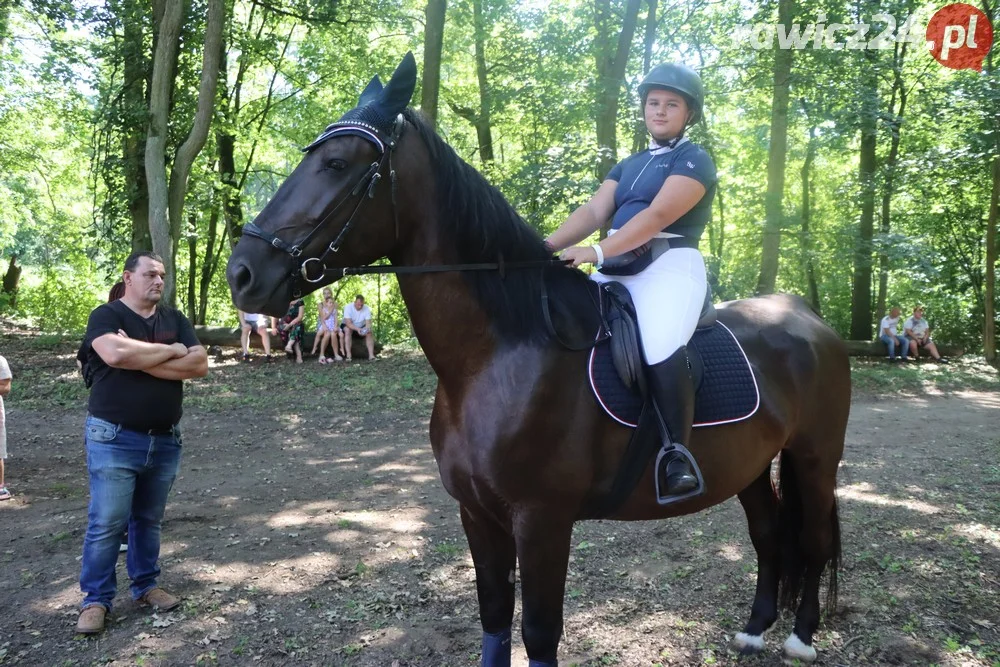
[240,112,566,297]
[240,115,406,297]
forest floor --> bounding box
[1,330,999,667]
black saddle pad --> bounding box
[588,321,759,428]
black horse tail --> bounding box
[776,450,841,614]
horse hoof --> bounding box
[782,633,817,663]
[731,632,765,655]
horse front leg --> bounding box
[515,515,574,667]
[461,505,517,667]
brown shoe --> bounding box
[75,605,107,634]
[139,587,181,611]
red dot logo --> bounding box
[926,3,993,71]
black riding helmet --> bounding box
[638,63,705,125]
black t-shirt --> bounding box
[78,300,200,431]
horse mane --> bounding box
[402,108,594,345]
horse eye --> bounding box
[325,158,347,171]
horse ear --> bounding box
[357,75,384,107]
[379,52,416,115]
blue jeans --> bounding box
[79,415,182,610]
[879,334,904,359]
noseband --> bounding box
[240,115,405,296]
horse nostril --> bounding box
[229,260,254,294]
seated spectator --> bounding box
[310,288,334,356]
[904,306,948,363]
[316,295,344,364]
[278,298,306,363]
[342,294,376,361]
[878,307,908,362]
[239,311,275,362]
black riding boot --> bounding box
[648,347,698,496]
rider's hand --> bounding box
[559,245,599,268]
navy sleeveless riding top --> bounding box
[605,138,717,242]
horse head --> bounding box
[227,53,418,315]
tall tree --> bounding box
[121,0,152,252]
[421,0,447,127]
[449,0,495,163]
[874,41,909,319]
[630,0,658,154]
[984,0,998,363]
[145,0,225,306]
[800,99,820,314]
[755,0,793,295]
[593,0,642,186]
[850,51,879,340]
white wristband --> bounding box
[590,244,604,268]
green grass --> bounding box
[850,355,999,396]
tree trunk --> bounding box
[1,255,20,308]
[145,0,183,302]
[217,32,243,245]
[198,206,223,325]
[986,154,999,363]
[594,0,641,241]
[983,0,997,364]
[850,67,879,341]
[631,0,658,154]
[800,110,821,315]
[755,0,793,295]
[471,0,493,162]
[187,215,197,321]
[876,43,908,320]
[420,0,447,127]
[121,0,152,252]
[164,0,226,305]
[594,0,642,183]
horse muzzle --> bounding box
[226,253,292,316]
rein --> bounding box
[319,257,569,279]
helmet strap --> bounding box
[649,129,685,151]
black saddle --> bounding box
[543,276,716,394]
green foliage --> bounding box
[0,0,996,354]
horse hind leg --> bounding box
[777,448,842,664]
[460,506,517,667]
[731,466,781,655]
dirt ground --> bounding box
[1,332,998,667]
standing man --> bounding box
[903,306,948,363]
[75,251,208,634]
[342,294,376,361]
[0,354,12,500]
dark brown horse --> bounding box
[227,63,848,666]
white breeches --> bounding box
[591,247,707,364]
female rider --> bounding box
[545,64,716,501]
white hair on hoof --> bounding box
[732,632,765,654]
[782,633,817,663]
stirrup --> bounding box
[654,444,705,506]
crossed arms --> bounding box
[92,332,208,381]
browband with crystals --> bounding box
[303,122,387,154]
